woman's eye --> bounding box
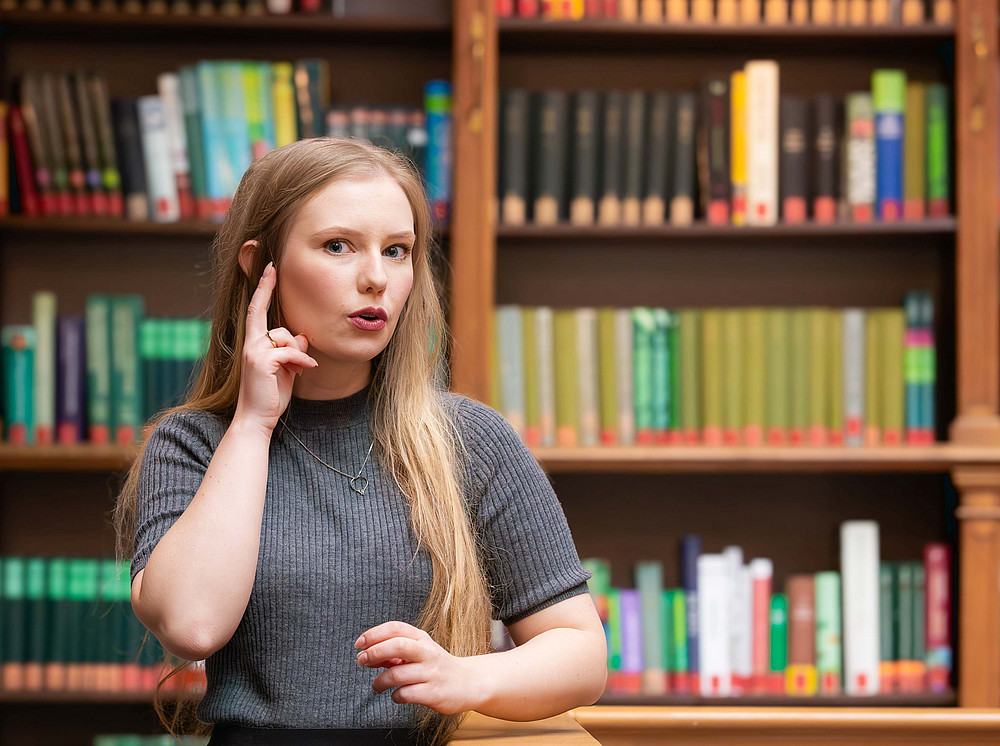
[385,245,412,260]
[325,240,348,254]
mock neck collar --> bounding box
[280,384,372,430]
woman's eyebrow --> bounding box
[311,225,415,241]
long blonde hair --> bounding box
[112,137,494,746]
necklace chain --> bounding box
[278,415,374,496]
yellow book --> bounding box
[701,309,724,445]
[691,0,713,22]
[641,0,663,22]
[739,0,760,22]
[836,0,850,23]
[553,309,579,447]
[787,665,819,696]
[763,0,787,23]
[744,308,766,446]
[619,0,639,20]
[717,0,738,23]
[522,308,541,447]
[901,0,924,24]
[828,310,844,446]
[865,310,882,445]
[808,309,829,446]
[665,0,688,22]
[731,71,747,225]
[568,0,585,18]
[869,0,890,23]
[848,0,868,25]
[790,0,808,23]
[881,309,905,446]
[812,0,835,23]
[271,62,297,148]
[489,309,502,412]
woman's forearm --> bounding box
[136,417,272,659]
[468,628,607,721]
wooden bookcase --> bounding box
[0,0,998,743]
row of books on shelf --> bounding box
[2,0,376,15]
[491,293,935,449]
[93,737,206,746]
[582,527,953,697]
[497,0,954,25]
[0,556,205,694]
[499,65,950,229]
[2,65,451,225]
[1,292,209,445]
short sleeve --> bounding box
[131,410,224,585]
[451,395,593,627]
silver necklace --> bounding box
[278,415,374,496]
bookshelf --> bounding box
[449,0,1000,733]
[0,2,997,746]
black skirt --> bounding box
[207,724,423,746]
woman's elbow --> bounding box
[583,632,608,704]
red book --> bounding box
[298,0,320,11]
[9,106,40,217]
[585,0,602,14]
[496,0,515,15]
[924,542,952,693]
[518,0,540,15]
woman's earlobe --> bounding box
[238,239,260,279]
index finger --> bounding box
[355,621,426,650]
[246,261,275,339]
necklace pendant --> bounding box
[350,475,369,496]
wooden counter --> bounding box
[569,706,1000,745]
[453,711,601,744]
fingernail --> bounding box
[265,261,274,276]
[357,651,368,665]
[355,635,365,649]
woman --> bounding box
[113,137,607,746]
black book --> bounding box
[671,91,697,227]
[569,89,599,226]
[598,90,624,225]
[110,98,150,221]
[622,90,646,226]
[500,89,530,225]
[643,91,672,226]
[532,90,568,226]
[780,95,810,224]
[812,94,839,223]
[700,77,731,225]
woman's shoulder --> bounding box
[142,407,230,461]
[439,391,511,438]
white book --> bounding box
[841,520,881,695]
[614,308,635,445]
[266,0,293,13]
[496,305,525,437]
[156,73,190,207]
[843,309,866,447]
[698,553,732,696]
[534,307,557,447]
[32,291,56,443]
[723,547,753,692]
[745,60,780,226]
[136,95,180,222]
[576,308,600,446]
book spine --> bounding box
[698,554,732,696]
[668,311,682,444]
[111,295,144,444]
[24,558,46,690]
[903,82,927,220]
[881,309,905,445]
[769,593,788,694]
[872,69,906,221]
[730,71,747,225]
[424,79,452,224]
[779,95,808,223]
[765,308,789,445]
[813,94,839,223]
[86,74,124,217]
[679,310,701,444]
[815,571,842,694]
[681,535,701,691]
[535,307,557,447]
[909,561,927,692]
[702,77,731,225]
[660,589,675,693]
[700,309,723,445]
[632,307,655,444]
[726,549,753,694]
[502,89,530,226]
[178,66,208,220]
[111,98,150,221]
[750,558,773,694]
[846,93,876,222]
[924,84,950,217]
[635,562,666,695]
[157,72,194,220]
[621,90,646,226]
[3,557,27,688]
[642,91,670,226]
[522,308,540,446]
[670,92,697,227]
[786,574,817,695]
[619,589,643,694]
[614,308,635,445]
[534,90,568,226]
[923,542,952,692]
[271,62,297,149]
[865,309,882,445]
[789,309,809,445]
[842,309,866,446]
[496,305,525,437]
[136,96,181,222]
[19,75,55,215]
[56,316,86,444]
[553,309,578,446]
[576,308,600,446]
[570,89,599,226]
[606,588,622,690]
[896,561,916,692]
[2,326,36,444]
[0,101,7,217]
[722,310,744,445]
[745,60,779,226]
[196,62,227,221]
[9,106,41,217]
[670,587,689,692]
[650,308,670,443]
[598,308,618,445]
[880,562,898,692]
[599,91,624,225]
[53,74,88,215]
[918,291,936,443]
[220,62,251,212]
[69,72,105,215]
[39,74,72,215]
[828,310,845,445]
[842,520,881,695]
[85,295,112,443]
[806,308,828,445]
[32,291,56,444]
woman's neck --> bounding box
[291,358,372,401]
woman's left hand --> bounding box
[355,621,486,715]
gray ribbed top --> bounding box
[131,386,592,728]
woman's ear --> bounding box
[238,239,259,280]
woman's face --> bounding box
[276,175,416,377]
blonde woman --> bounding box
[113,137,606,746]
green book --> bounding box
[911,561,927,689]
[744,308,766,446]
[789,309,810,444]
[97,559,119,676]
[1,326,36,444]
[3,557,27,675]
[678,309,701,444]
[770,593,788,675]
[178,66,207,216]
[815,571,842,694]
[880,561,897,691]
[903,82,927,218]
[701,309,723,445]
[32,290,57,444]
[632,307,655,444]
[111,294,145,445]
[650,309,670,442]
[635,562,665,685]
[866,310,883,444]
[661,590,675,676]
[808,309,829,445]
[85,294,113,443]
[553,309,578,446]
[765,309,790,444]
[925,83,950,217]
[722,309,745,445]
[25,558,47,676]
[46,559,70,670]
[607,587,622,671]
[896,561,915,686]
[668,311,681,442]
[670,588,688,678]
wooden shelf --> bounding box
[496,218,957,240]
[0,9,451,39]
[597,690,958,707]
[0,689,196,704]
[531,444,1000,473]
[0,216,449,239]
[498,18,955,52]
[3,442,998,474]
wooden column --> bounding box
[950,0,1000,709]
[449,0,497,401]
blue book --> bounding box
[873,70,906,221]
[56,315,86,444]
[424,79,452,224]
[680,534,702,685]
[195,61,227,221]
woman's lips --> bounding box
[349,316,386,331]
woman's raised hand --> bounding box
[234,262,319,433]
